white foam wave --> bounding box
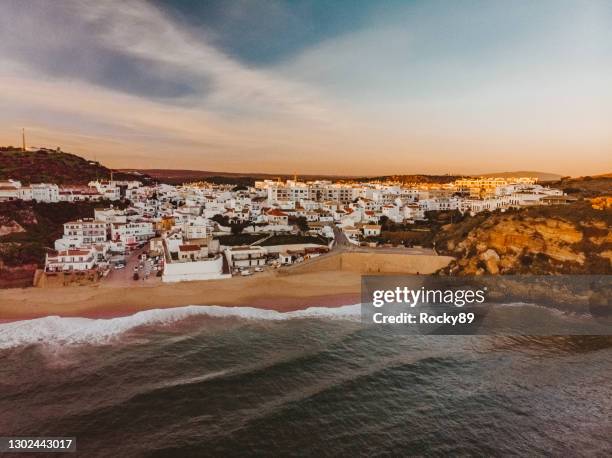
[493,301,584,318]
[0,304,361,349]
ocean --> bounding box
[0,304,610,457]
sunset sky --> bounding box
[1,0,610,176]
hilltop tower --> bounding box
[21,128,26,152]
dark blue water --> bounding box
[0,308,610,457]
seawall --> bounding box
[280,252,454,275]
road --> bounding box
[105,246,160,287]
[332,224,352,249]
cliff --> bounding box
[436,202,612,275]
[547,174,612,198]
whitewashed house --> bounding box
[225,246,267,269]
[45,247,97,272]
[363,224,382,237]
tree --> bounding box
[211,214,230,227]
[378,215,390,230]
[230,221,249,235]
[295,216,309,234]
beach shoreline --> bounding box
[0,270,363,322]
[0,251,455,322]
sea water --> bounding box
[0,305,610,457]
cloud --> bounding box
[0,0,610,175]
[0,0,363,171]
[1,0,337,121]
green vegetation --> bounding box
[521,200,612,224]
[210,214,258,234]
[370,211,468,247]
[216,234,265,246]
[434,201,612,275]
[377,230,432,247]
[289,216,309,233]
[257,234,329,246]
[0,148,149,184]
[353,174,462,184]
[0,200,128,267]
[547,175,612,198]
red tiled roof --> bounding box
[266,209,288,216]
[179,244,200,251]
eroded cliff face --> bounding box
[438,206,611,275]
[0,218,26,237]
[0,208,37,236]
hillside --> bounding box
[435,201,612,275]
[475,171,563,181]
[0,200,130,287]
[354,174,462,184]
[121,169,587,186]
[545,174,612,198]
[124,168,361,185]
[0,148,150,185]
[126,169,468,185]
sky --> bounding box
[0,0,610,176]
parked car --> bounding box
[240,270,253,276]
[254,267,264,272]
[114,264,126,270]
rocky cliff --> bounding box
[436,202,612,275]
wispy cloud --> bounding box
[0,0,357,171]
[0,0,610,175]
[69,1,335,120]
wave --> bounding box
[492,301,589,318]
[0,304,361,349]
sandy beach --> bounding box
[0,270,363,321]
[0,252,453,321]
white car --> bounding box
[114,264,126,270]
[254,267,264,272]
[240,270,253,276]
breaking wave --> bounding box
[0,304,361,349]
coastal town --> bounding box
[0,173,572,285]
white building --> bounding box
[363,224,382,237]
[94,207,128,226]
[31,183,59,202]
[225,246,267,269]
[0,180,21,201]
[182,216,208,240]
[162,239,227,283]
[45,247,97,272]
[265,208,289,225]
[177,243,209,262]
[63,219,107,245]
[111,221,155,246]
[58,186,103,202]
